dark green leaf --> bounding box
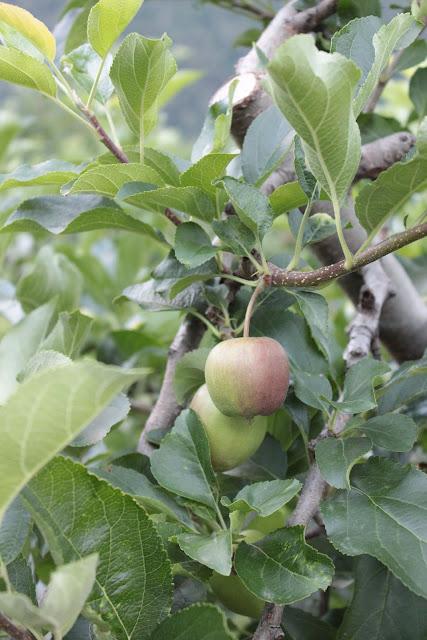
[174,347,209,404]
[23,457,172,639]
[211,216,256,256]
[151,603,234,640]
[345,413,418,451]
[235,526,334,604]
[174,222,217,268]
[221,176,273,238]
[175,530,232,575]
[321,457,427,598]
[378,353,427,413]
[293,370,332,411]
[222,479,301,517]
[410,67,427,118]
[0,498,31,564]
[316,437,372,489]
[331,358,390,413]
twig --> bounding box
[0,614,36,640]
[243,279,265,337]
[164,208,183,226]
[137,316,205,454]
[344,261,393,367]
[268,221,427,287]
[78,102,130,164]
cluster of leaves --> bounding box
[0,0,426,639]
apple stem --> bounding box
[243,279,265,338]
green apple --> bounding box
[190,384,267,471]
[210,572,264,618]
[205,337,290,418]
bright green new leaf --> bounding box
[41,555,98,637]
[235,526,334,604]
[175,530,232,575]
[268,34,361,203]
[121,184,217,221]
[174,222,217,268]
[0,2,56,60]
[221,176,273,238]
[222,479,301,517]
[269,181,308,215]
[180,153,236,196]
[0,46,56,95]
[322,457,427,598]
[0,360,142,522]
[316,437,372,489]
[23,457,172,639]
[88,0,143,57]
[110,33,176,137]
[69,163,164,197]
[356,118,427,234]
[151,604,234,640]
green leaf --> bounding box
[235,526,334,605]
[151,604,234,640]
[410,67,427,119]
[0,160,79,192]
[378,353,427,413]
[92,146,182,186]
[0,46,56,95]
[41,311,93,359]
[336,14,419,116]
[0,300,56,404]
[355,119,427,234]
[2,194,160,239]
[71,393,130,446]
[174,222,217,268]
[394,38,427,72]
[289,210,336,248]
[221,176,273,238]
[222,479,301,517]
[121,184,217,222]
[292,290,330,360]
[316,437,371,489]
[294,136,318,199]
[110,33,176,137]
[175,530,232,575]
[16,246,82,313]
[152,252,218,298]
[293,370,332,411]
[252,304,328,375]
[338,0,381,18]
[88,0,143,57]
[174,347,209,404]
[0,3,56,60]
[283,607,337,640]
[180,153,236,196]
[192,79,236,161]
[7,555,36,602]
[242,105,293,186]
[70,163,163,196]
[211,216,256,256]
[345,413,418,451]
[41,555,98,637]
[268,34,361,202]
[337,556,427,640]
[23,457,172,639]
[269,181,308,216]
[331,357,390,413]
[94,465,194,529]
[0,361,142,522]
[122,278,205,312]
[150,410,218,511]
[61,44,113,104]
[321,457,427,598]
[0,497,31,564]
[0,593,55,636]
[357,113,403,144]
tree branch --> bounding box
[344,260,393,367]
[0,614,36,640]
[78,102,130,164]
[137,316,205,454]
[267,221,427,287]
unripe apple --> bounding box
[190,384,267,471]
[210,572,264,618]
[205,337,289,418]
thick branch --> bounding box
[355,132,415,180]
[0,614,36,640]
[344,261,392,367]
[137,316,205,454]
[268,222,427,287]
